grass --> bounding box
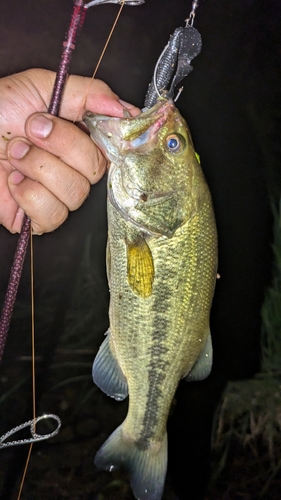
[211,199,281,497]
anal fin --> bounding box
[184,332,213,382]
[92,330,128,401]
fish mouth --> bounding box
[83,99,176,231]
[83,99,175,161]
[83,113,122,165]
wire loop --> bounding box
[186,0,200,27]
[0,414,61,448]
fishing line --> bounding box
[0,2,143,362]
[186,0,200,27]
[18,228,35,500]
[0,1,143,498]
[73,0,127,124]
[1,0,204,497]
[16,444,33,500]
[0,229,60,500]
[30,229,36,424]
[16,9,130,486]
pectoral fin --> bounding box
[184,332,213,382]
[92,329,128,401]
[127,238,154,298]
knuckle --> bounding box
[31,222,45,235]
[68,176,90,210]
[23,185,69,234]
[32,204,68,234]
[87,147,107,184]
[47,203,68,231]
[59,128,77,151]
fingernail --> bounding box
[9,170,25,185]
[9,140,30,159]
[119,99,134,109]
[29,114,53,138]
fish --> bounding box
[83,98,218,500]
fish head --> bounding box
[83,99,207,236]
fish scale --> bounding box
[83,98,217,500]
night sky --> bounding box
[0,1,280,499]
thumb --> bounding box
[61,74,140,121]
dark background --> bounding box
[0,1,280,499]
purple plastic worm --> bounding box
[0,0,87,362]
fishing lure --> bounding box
[144,0,202,108]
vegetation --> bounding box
[210,200,281,498]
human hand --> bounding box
[0,68,139,234]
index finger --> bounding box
[24,113,107,184]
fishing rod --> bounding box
[0,0,203,482]
[0,0,144,452]
[0,0,202,364]
[0,0,143,363]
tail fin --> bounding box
[95,424,167,500]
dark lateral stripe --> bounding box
[136,280,172,450]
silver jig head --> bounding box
[85,0,144,7]
[0,414,61,448]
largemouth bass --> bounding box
[83,99,217,500]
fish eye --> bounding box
[166,134,183,154]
